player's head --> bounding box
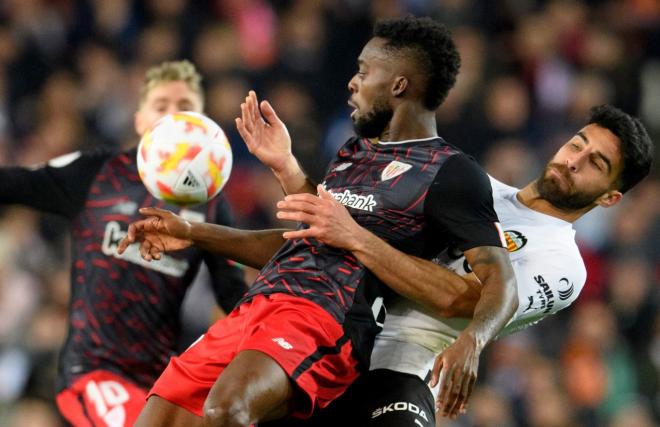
[537,105,653,211]
[347,16,460,138]
[134,60,204,136]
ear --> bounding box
[595,190,622,208]
[391,76,408,97]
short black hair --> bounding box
[587,105,654,193]
[374,16,460,110]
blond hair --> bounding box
[139,60,204,107]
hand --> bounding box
[235,90,295,174]
[276,185,364,251]
[429,332,480,419]
[117,207,193,261]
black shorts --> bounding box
[262,369,435,427]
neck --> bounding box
[516,181,594,223]
[379,103,437,142]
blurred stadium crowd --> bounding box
[0,0,657,426]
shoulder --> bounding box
[488,176,519,199]
[430,153,492,201]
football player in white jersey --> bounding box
[119,101,653,425]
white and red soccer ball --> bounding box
[137,112,233,205]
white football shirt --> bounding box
[370,177,587,380]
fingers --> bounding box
[139,237,153,261]
[283,192,323,204]
[282,229,317,240]
[317,184,334,200]
[436,362,455,412]
[240,101,254,133]
[436,365,476,419]
[445,372,467,418]
[276,210,316,225]
[277,199,320,215]
[117,224,136,254]
[429,356,442,388]
[236,117,254,152]
[138,207,167,218]
[259,100,280,127]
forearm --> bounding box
[461,247,518,351]
[273,156,317,195]
[190,223,287,269]
[351,228,479,317]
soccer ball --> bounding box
[137,111,233,205]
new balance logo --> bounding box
[272,337,293,350]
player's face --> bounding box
[537,123,623,210]
[347,37,395,138]
[134,80,203,136]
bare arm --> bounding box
[277,187,482,317]
[188,222,287,269]
[461,245,518,351]
[117,207,287,270]
[431,245,517,418]
[344,227,481,318]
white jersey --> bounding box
[370,177,587,380]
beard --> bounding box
[352,95,393,138]
[536,163,602,211]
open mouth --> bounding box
[347,100,358,117]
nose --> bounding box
[347,75,357,93]
[565,150,588,173]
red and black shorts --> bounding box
[149,294,359,419]
[56,370,148,427]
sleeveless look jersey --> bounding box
[0,148,246,392]
[239,136,505,364]
[370,177,587,380]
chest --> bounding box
[321,139,453,252]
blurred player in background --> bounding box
[119,16,518,427]
[0,60,246,427]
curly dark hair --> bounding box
[373,15,460,110]
[587,105,654,193]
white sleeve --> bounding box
[501,249,586,336]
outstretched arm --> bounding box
[117,207,287,270]
[235,90,316,195]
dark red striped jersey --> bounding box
[241,136,503,351]
[0,148,246,391]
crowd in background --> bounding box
[0,0,657,426]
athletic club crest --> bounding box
[381,161,412,181]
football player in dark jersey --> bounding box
[120,16,518,427]
[0,60,246,427]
